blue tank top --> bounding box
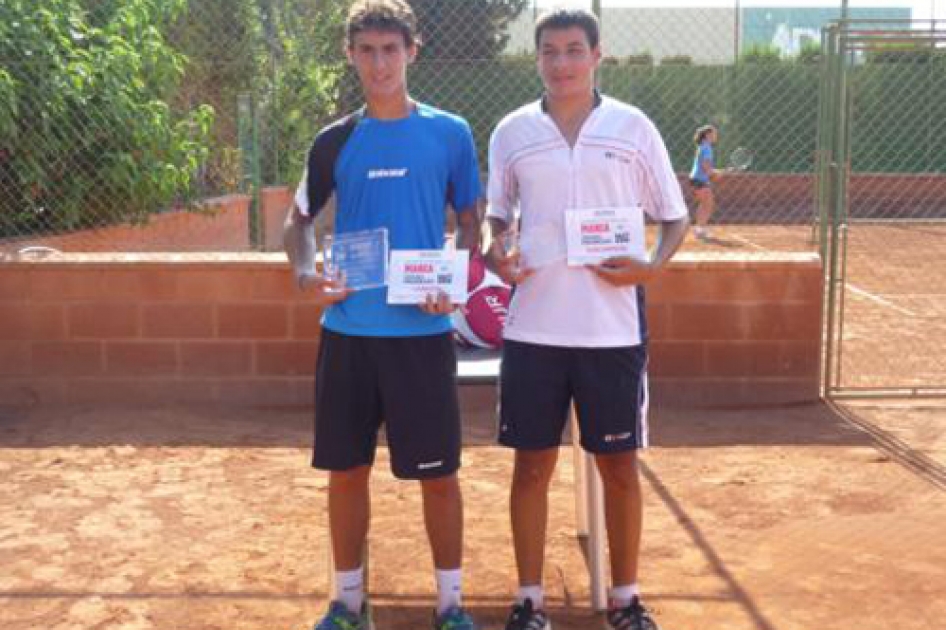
[690,140,713,183]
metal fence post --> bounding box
[238,92,263,251]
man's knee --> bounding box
[595,451,640,491]
[420,473,460,499]
[329,465,372,491]
[513,449,558,489]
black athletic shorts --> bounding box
[313,329,461,480]
[498,340,649,454]
[690,178,710,190]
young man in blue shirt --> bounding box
[284,2,482,629]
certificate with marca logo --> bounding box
[387,249,469,305]
[565,206,639,266]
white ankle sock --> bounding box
[517,584,544,609]
[609,583,640,608]
[335,566,364,614]
[436,568,462,615]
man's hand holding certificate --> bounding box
[387,249,469,309]
[565,207,641,266]
[565,206,659,287]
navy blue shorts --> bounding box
[690,178,710,190]
[498,340,649,453]
[313,329,461,480]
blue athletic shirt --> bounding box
[690,140,713,183]
[297,103,481,337]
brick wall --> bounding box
[0,252,822,408]
[0,195,253,254]
[260,187,294,252]
[679,173,946,223]
[4,174,941,256]
[646,253,822,406]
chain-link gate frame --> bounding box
[819,18,946,398]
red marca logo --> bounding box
[405,263,434,273]
[582,223,610,233]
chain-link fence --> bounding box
[818,18,946,396]
[1,1,943,253]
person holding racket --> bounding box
[689,124,721,240]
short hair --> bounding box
[534,8,600,50]
[346,0,419,48]
[693,125,717,145]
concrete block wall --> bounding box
[0,252,822,408]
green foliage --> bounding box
[0,0,214,236]
[167,0,263,192]
[850,58,946,172]
[865,45,941,64]
[0,69,16,140]
[624,52,654,67]
[411,58,540,168]
[412,0,529,61]
[797,41,822,65]
[740,43,782,65]
[660,55,693,67]
[256,0,348,185]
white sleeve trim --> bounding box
[294,172,310,217]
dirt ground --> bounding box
[1,398,944,630]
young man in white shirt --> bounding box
[486,9,689,630]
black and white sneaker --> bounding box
[604,596,660,630]
[503,598,551,630]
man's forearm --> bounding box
[455,204,482,254]
[486,216,512,242]
[283,205,316,280]
[650,216,689,268]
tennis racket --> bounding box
[727,147,753,172]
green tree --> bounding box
[168,0,264,192]
[740,43,782,65]
[255,0,349,185]
[411,0,529,61]
[796,41,821,65]
[0,0,213,237]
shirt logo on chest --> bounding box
[368,168,409,180]
[604,151,632,165]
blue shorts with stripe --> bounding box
[497,340,649,453]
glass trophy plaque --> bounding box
[322,227,389,291]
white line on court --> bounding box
[727,231,922,317]
[725,232,768,251]
[725,230,925,317]
[845,283,918,317]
